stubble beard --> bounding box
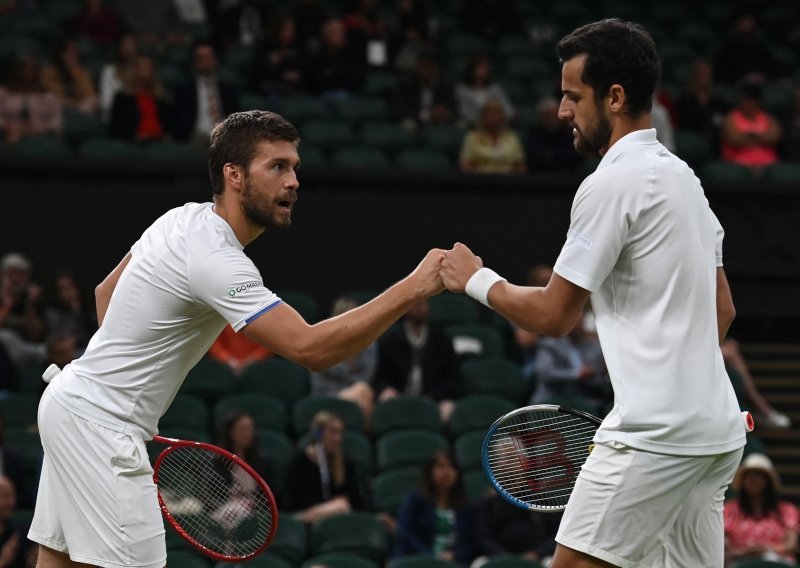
[242,176,292,234]
[574,109,613,155]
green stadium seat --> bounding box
[371,466,422,513]
[372,396,441,437]
[302,552,381,568]
[301,119,355,150]
[763,162,800,183]
[78,137,148,161]
[742,433,766,457]
[222,44,254,74]
[215,554,294,568]
[445,34,488,57]
[364,71,397,96]
[62,108,105,145]
[9,508,34,530]
[675,130,712,167]
[731,561,797,568]
[387,555,461,568]
[160,394,209,433]
[463,468,493,502]
[395,149,452,171]
[145,141,205,166]
[311,512,390,562]
[334,97,389,123]
[360,121,416,153]
[428,292,479,326]
[446,324,505,360]
[449,395,516,438]
[480,555,544,567]
[701,161,757,183]
[165,550,209,568]
[276,289,319,323]
[280,95,329,123]
[268,514,308,565]
[460,358,528,404]
[238,92,271,112]
[4,429,42,466]
[497,36,536,58]
[453,430,485,470]
[503,57,551,82]
[11,136,72,159]
[331,146,391,170]
[0,393,39,429]
[213,393,288,434]
[423,124,465,157]
[292,396,364,435]
[237,359,310,408]
[182,358,236,402]
[376,429,448,471]
[298,145,327,168]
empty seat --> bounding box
[280,95,328,123]
[395,149,452,171]
[359,121,415,153]
[372,396,441,437]
[302,119,355,150]
[267,514,308,565]
[446,324,505,360]
[428,292,479,326]
[387,555,461,568]
[0,393,39,429]
[376,429,448,471]
[311,512,389,562]
[237,359,310,408]
[449,395,516,438]
[334,96,389,123]
[460,358,528,404]
[301,552,380,568]
[371,466,423,513]
[331,146,391,170]
[182,358,236,402]
[160,394,210,433]
[701,161,756,183]
[453,430,485,470]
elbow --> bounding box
[538,310,576,338]
[291,342,329,373]
[721,303,736,328]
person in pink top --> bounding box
[720,80,781,169]
[724,453,799,566]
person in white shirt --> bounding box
[440,19,745,568]
[29,110,446,568]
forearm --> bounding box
[488,281,582,338]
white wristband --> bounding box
[465,267,506,308]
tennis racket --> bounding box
[482,404,602,512]
[151,435,279,562]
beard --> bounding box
[574,110,613,155]
[241,176,293,234]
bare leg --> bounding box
[35,545,94,568]
[550,544,618,568]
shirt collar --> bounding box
[597,128,658,169]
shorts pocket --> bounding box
[113,435,150,528]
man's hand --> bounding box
[441,242,483,293]
[406,248,446,299]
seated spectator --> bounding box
[305,19,365,99]
[713,11,776,85]
[455,54,513,127]
[41,37,98,115]
[0,54,62,143]
[0,475,34,566]
[251,16,306,96]
[459,98,526,174]
[471,492,560,566]
[99,33,138,121]
[529,312,608,413]
[513,265,553,383]
[781,83,800,161]
[395,47,456,128]
[676,59,728,139]
[375,300,459,422]
[288,0,327,51]
[724,453,799,566]
[0,253,46,343]
[284,411,364,523]
[173,41,239,145]
[213,0,271,48]
[720,79,781,170]
[217,411,277,495]
[108,54,174,143]
[394,451,472,565]
[208,325,272,376]
[391,0,430,73]
[342,0,389,67]
[72,0,121,47]
[310,297,376,423]
[44,270,97,348]
[525,97,582,172]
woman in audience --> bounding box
[720,78,781,171]
[724,453,799,566]
[217,411,276,488]
[108,54,174,142]
[459,97,526,174]
[99,33,138,121]
[41,37,98,114]
[44,270,97,349]
[394,451,472,565]
[0,54,62,143]
[455,54,513,127]
[284,411,364,523]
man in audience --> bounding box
[395,47,456,129]
[0,254,46,344]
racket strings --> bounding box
[157,446,273,558]
[486,409,598,510]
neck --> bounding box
[599,112,652,156]
[213,196,264,247]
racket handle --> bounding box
[742,411,755,432]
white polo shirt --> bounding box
[51,202,282,439]
[554,129,745,456]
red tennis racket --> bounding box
[151,435,279,562]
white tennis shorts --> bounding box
[28,387,167,568]
[556,441,743,568]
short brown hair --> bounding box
[208,110,300,197]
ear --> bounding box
[607,84,626,114]
[222,163,244,193]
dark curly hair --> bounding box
[557,18,660,118]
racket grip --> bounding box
[742,411,754,432]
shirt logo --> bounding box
[228,281,263,297]
[568,229,593,250]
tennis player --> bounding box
[441,19,746,568]
[29,110,446,568]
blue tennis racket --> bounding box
[482,404,602,512]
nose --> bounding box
[558,98,572,121]
[286,169,299,190]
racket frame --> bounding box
[481,404,602,513]
[151,435,279,562]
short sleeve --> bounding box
[190,248,282,332]
[553,172,634,292]
[710,208,725,267]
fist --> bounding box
[408,248,445,298]
[441,242,483,293]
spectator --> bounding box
[471,492,560,566]
[305,18,365,98]
[108,54,174,143]
[392,0,430,72]
[652,95,675,152]
[459,98,526,174]
[72,0,121,47]
[288,0,327,51]
[720,79,781,170]
[0,54,62,143]
[109,0,185,48]
[395,47,456,128]
[284,411,364,522]
[513,264,553,384]
[98,33,138,121]
[529,311,608,413]
[207,325,272,376]
[713,12,777,85]
[394,451,472,565]
[216,411,277,494]
[173,41,239,145]
[375,300,459,422]
[44,270,96,349]
[342,0,389,67]
[40,38,98,115]
[525,97,582,172]
[251,16,306,96]
[676,59,728,138]
[781,83,800,161]
[724,453,799,566]
[310,297,376,424]
[455,54,513,127]
[0,253,46,343]
[214,0,271,48]
[0,476,32,568]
